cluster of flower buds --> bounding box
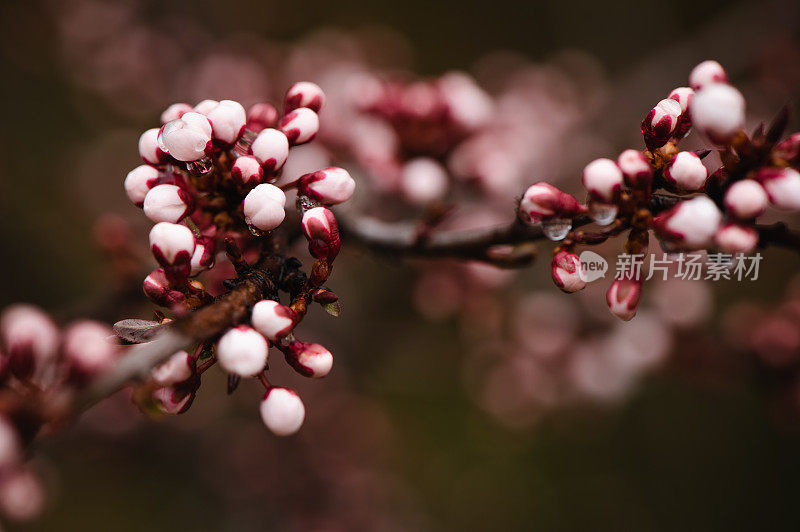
[124,82,354,436]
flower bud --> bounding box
[143,268,186,307]
[278,107,319,145]
[124,165,161,207]
[153,386,195,415]
[691,83,745,145]
[149,222,196,283]
[399,158,449,205]
[216,325,268,377]
[714,223,758,254]
[0,305,59,381]
[190,237,215,276]
[243,184,286,231]
[251,128,289,172]
[551,250,586,293]
[663,151,708,191]
[251,300,296,341]
[247,103,279,132]
[231,155,264,187]
[160,112,213,162]
[62,321,119,381]
[438,71,494,131]
[606,277,643,321]
[756,167,800,211]
[688,60,728,90]
[0,467,46,522]
[0,417,20,468]
[617,149,653,188]
[284,342,333,378]
[724,179,768,220]
[160,103,192,124]
[302,207,340,261]
[285,81,325,113]
[260,387,305,436]
[669,87,694,138]
[193,99,219,114]
[641,98,682,150]
[298,167,356,205]
[151,350,194,387]
[143,184,194,224]
[206,99,247,145]
[138,128,168,165]
[582,158,623,202]
[775,132,800,162]
[653,196,722,250]
[518,182,584,225]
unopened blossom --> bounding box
[143,268,186,307]
[189,237,215,276]
[62,321,119,380]
[663,151,708,191]
[437,71,494,131]
[160,103,192,124]
[159,112,213,162]
[152,386,195,415]
[193,99,219,115]
[216,325,268,377]
[285,81,325,113]
[142,184,194,223]
[775,132,800,162]
[149,222,196,282]
[278,107,319,145]
[231,155,264,186]
[260,387,305,436]
[606,277,643,321]
[285,342,333,378]
[302,207,340,261]
[250,128,289,172]
[653,195,722,250]
[298,167,356,205]
[251,300,296,341]
[582,158,623,202]
[691,83,745,145]
[688,60,728,90]
[0,305,59,381]
[641,98,682,150]
[124,165,162,206]
[551,250,586,293]
[246,103,279,133]
[205,99,247,145]
[243,184,286,231]
[0,417,21,468]
[518,182,584,225]
[151,350,194,387]
[756,167,800,211]
[0,467,46,522]
[669,87,694,138]
[724,179,768,220]
[715,223,759,254]
[399,158,449,204]
[138,128,167,165]
[617,149,653,188]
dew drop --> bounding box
[589,202,618,226]
[542,218,572,241]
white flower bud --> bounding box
[399,158,448,205]
[617,149,653,188]
[62,321,119,379]
[149,222,196,278]
[302,207,340,260]
[243,184,286,231]
[151,350,194,386]
[138,128,167,165]
[285,81,325,113]
[251,128,289,172]
[663,151,708,191]
[582,158,623,202]
[641,98,682,150]
[714,223,758,254]
[653,196,722,249]
[438,71,493,131]
[551,250,586,293]
[206,99,247,145]
[724,179,768,219]
[0,305,59,381]
[160,103,192,124]
[143,268,186,307]
[247,103,279,132]
[216,326,268,377]
[278,107,319,145]
[689,60,728,90]
[756,167,800,211]
[143,184,194,223]
[193,99,219,115]
[691,83,745,145]
[260,387,305,436]
[251,300,296,341]
[189,239,215,276]
[519,182,584,224]
[668,87,694,112]
[606,278,643,321]
[152,386,195,415]
[231,155,264,186]
[286,342,333,378]
[298,166,356,205]
[124,165,161,207]
[160,112,213,162]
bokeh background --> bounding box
[2,0,800,530]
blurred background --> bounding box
[2,0,800,530]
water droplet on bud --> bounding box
[542,218,572,241]
[589,201,618,226]
[187,156,213,175]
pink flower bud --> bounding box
[260,387,305,436]
[519,182,584,225]
[724,179,768,220]
[285,81,325,113]
[438,71,494,131]
[714,223,758,253]
[250,128,289,172]
[206,99,247,145]
[124,165,161,207]
[251,300,296,341]
[149,222,196,283]
[653,196,722,250]
[582,158,623,202]
[153,386,195,415]
[617,149,653,188]
[756,167,800,211]
[247,103,279,132]
[243,184,286,231]
[298,167,356,205]
[160,103,192,124]
[143,184,194,223]
[663,151,708,191]
[216,325,268,377]
[151,350,194,387]
[775,132,800,162]
[231,155,264,186]
[606,277,643,321]
[0,467,45,522]
[399,158,449,204]
[691,83,745,145]
[551,250,586,293]
[0,305,59,381]
[193,99,219,115]
[688,60,728,90]
[138,128,168,165]
[160,112,213,162]
[278,107,319,145]
[302,207,340,261]
[143,268,186,307]
[641,98,682,150]
[669,87,694,138]
[0,417,20,468]
[189,237,215,276]
[62,321,119,381]
[284,342,333,378]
